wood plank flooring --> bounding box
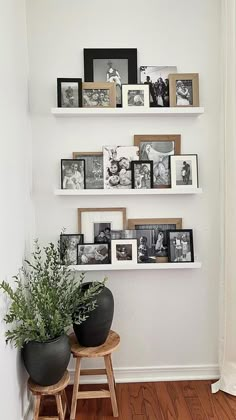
[40,380,236,419]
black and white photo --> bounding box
[94,222,111,244]
[73,152,103,189]
[176,80,193,106]
[167,230,194,263]
[84,49,137,106]
[61,159,85,190]
[131,161,153,189]
[170,155,198,189]
[77,244,110,265]
[122,84,149,108]
[57,78,82,108]
[82,82,116,107]
[135,229,156,263]
[103,146,139,189]
[140,66,177,107]
[60,234,84,265]
[169,73,199,107]
[111,239,137,264]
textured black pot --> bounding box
[22,334,70,386]
[73,283,114,347]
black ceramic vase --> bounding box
[22,334,70,386]
[73,283,114,347]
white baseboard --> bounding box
[68,364,220,384]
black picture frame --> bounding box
[60,234,84,265]
[131,160,154,189]
[61,159,86,190]
[57,78,82,108]
[84,48,137,107]
[77,243,110,265]
[167,229,194,263]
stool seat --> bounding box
[28,371,70,395]
[69,330,120,357]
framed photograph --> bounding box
[167,230,194,263]
[77,243,110,265]
[169,73,199,107]
[128,218,182,262]
[60,234,84,265]
[94,222,111,244]
[111,239,138,265]
[57,78,82,108]
[140,66,177,107]
[134,135,181,188]
[61,159,85,190]
[84,48,137,106]
[78,208,126,243]
[131,161,153,189]
[122,84,150,108]
[103,146,139,189]
[72,152,103,189]
[82,82,116,108]
[170,155,199,189]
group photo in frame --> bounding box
[140,65,177,107]
[73,152,103,189]
[84,48,137,106]
[131,160,153,189]
[169,73,199,107]
[170,154,199,189]
[122,84,149,108]
[77,243,110,265]
[57,78,82,108]
[82,82,116,108]
[111,239,138,265]
[167,229,194,263]
[60,234,84,265]
[134,134,181,188]
[61,159,85,190]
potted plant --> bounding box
[0,239,105,386]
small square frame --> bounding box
[169,73,199,107]
[57,78,82,108]
[111,239,138,265]
[122,84,150,108]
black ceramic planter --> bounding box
[73,283,114,347]
[22,334,70,386]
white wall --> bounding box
[27,0,221,380]
[0,1,34,418]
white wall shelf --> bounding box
[51,107,204,117]
[54,188,203,196]
[68,262,202,271]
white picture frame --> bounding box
[122,84,150,108]
[111,239,138,265]
[170,154,199,189]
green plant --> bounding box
[0,239,106,348]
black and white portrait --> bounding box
[111,239,138,264]
[135,229,156,263]
[93,59,128,105]
[135,224,177,258]
[176,80,193,106]
[83,89,110,107]
[170,155,198,189]
[128,89,144,106]
[61,159,85,190]
[122,84,149,108]
[140,66,177,107]
[176,160,192,185]
[168,230,194,263]
[77,244,110,265]
[60,234,84,265]
[116,244,132,261]
[131,161,153,189]
[94,222,111,244]
[103,146,139,189]
[73,153,103,189]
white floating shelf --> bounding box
[68,262,202,271]
[51,107,204,117]
[54,188,202,196]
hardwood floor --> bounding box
[41,380,236,419]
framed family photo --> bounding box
[170,154,199,189]
[103,146,139,189]
[140,66,177,107]
[60,234,84,265]
[169,73,199,107]
[111,239,138,265]
[84,48,137,106]
[77,243,110,265]
[122,84,149,108]
[61,159,85,190]
[134,134,181,188]
[73,152,103,189]
[78,207,127,243]
[167,229,194,263]
[57,78,82,108]
[82,82,116,108]
[131,161,153,189]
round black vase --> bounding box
[22,334,70,386]
[73,283,114,347]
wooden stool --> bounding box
[28,370,70,420]
[70,330,120,420]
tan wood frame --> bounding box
[168,73,199,107]
[82,82,116,108]
[72,151,102,159]
[78,208,127,233]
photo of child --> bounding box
[60,234,84,265]
[103,146,139,189]
[61,159,85,190]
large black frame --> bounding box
[167,229,194,263]
[61,159,86,190]
[84,48,137,107]
[57,78,82,108]
[131,160,153,189]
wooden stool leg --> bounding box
[63,389,70,415]
[56,394,64,420]
[104,354,118,417]
[33,395,41,420]
[70,357,81,420]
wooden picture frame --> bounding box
[167,229,194,263]
[134,134,181,188]
[82,82,116,108]
[122,84,150,108]
[72,152,103,189]
[131,160,153,189]
[78,208,127,243]
[84,48,137,107]
[61,159,85,190]
[169,73,199,107]
[57,78,82,108]
[170,154,199,189]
